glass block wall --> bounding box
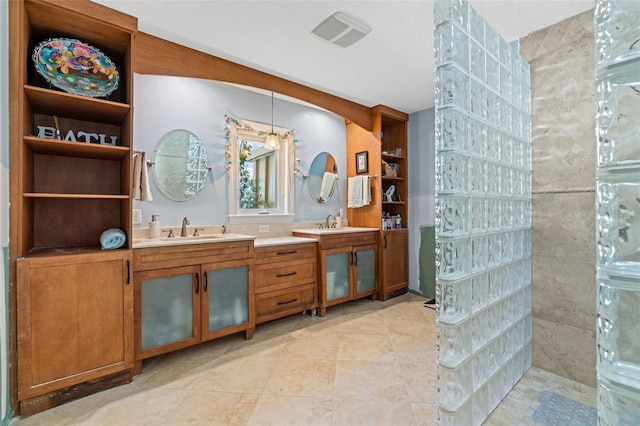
[594,0,640,423]
[433,0,532,424]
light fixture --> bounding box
[311,12,371,48]
[265,92,280,150]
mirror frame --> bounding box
[225,114,295,223]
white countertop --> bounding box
[254,236,318,247]
[291,226,378,236]
[132,232,255,248]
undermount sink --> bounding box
[160,234,222,241]
[133,232,255,248]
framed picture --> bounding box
[355,151,368,174]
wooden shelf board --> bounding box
[381,176,405,181]
[25,85,130,124]
[382,201,406,205]
[24,193,129,200]
[381,154,406,160]
[25,245,123,258]
[25,136,130,160]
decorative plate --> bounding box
[31,38,119,98]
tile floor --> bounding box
[12,293,595,425]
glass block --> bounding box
[470,78,487,119]
[524,340,533,369]
[512,138,523,168]
[436,236,472,280]
[472,273,488,313]
[437,278,472,325]
[486,91,501,127]
[523,84,532,114]
[488,337,501,377]
[436,64,470,111]
[436,152,470,194]
[488,368,504,412]
[513,229,524,259]
[597,274,640,381]
[469,118,487,156]
[501,166,513,197]
[594,0,640,66]
[471,196,487,234]
[468,5,484,46]
[438,319,472,368]
[472,235,488,273]
[485,25,500,62]
[141,273,194,350]
[524,313,532,342]
[486,125,501,160]
[435,23,469,70]
[472,309,488,352]
[470,40,485,81]
[501,260,514,295]
[487,233,502,268]
[501,231,512,264]
[500,65,513,104]
[486,54,500,93]
[523,284,532,314]
[439,399,473,426]
[436,107,470,152]
[473,384,489,426]
[596,174,640,272]
[502,297,514,331]
[596,80,640,167]
[470,157,486,194]
[513,169,523,198]
[436,195,471,236]
[597,374,640,425]
[487,197,501,231]
[438,361,473,412]
[501,108,512,145]
[513,290,524,321]
[501,199,514,229]
[434,0,468,30]
[472,347,489,391]
[488,302,502,339]
[486,161,501,195]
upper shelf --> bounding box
[24,136,130,160]
[24,85,130,124]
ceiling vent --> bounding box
[311,12,371,48]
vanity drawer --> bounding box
[133,240,254,271]
[315,231,378,251]
[254,243,316,265]
[255,258,317,292]
[255,283,316,324]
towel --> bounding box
[132,152,153,201]
[100,228,127,250]
[362,175,371,206]
[348,176,363,208]
[319,172,337,202]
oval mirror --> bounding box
[308,152,338,203]
[152,129,209,202]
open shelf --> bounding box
[25,136,130,160]
[24,193,129,199]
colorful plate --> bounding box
[32,38,119,98]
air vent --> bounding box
[311,12,371,48]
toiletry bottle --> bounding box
[385,212,392,230]
[336,208,344,229]
[395,214,402,229]
[149,214,161,239]
[382,213,387,230]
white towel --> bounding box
[348,176,364,208]
[132,153,142,200]
[319,172,337,201]
[132,152,153,202]
[362,175,371,206]
[140,152,153,201]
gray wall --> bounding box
[407,108,435,294]
[133,74,347,228]
[520,10,596,387]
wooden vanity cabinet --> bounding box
[254,242,318,324]
[381,229,409,300]
[133,241,255,367]
[293,231,378,316]
[16,251,133,402]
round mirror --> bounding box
[152,129,209,202]
[308,152,338,203]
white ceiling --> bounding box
[95,0,593,114]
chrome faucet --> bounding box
[181,217,190,237]
[325,214,336,229]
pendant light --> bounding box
[265,92,280,150]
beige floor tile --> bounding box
[254,314,300,335]
[340,299,381,316]
[338,333,396,362]
[193,355,278,393]
[291,309,342,334]
[335,359,408,402]
[340,311,388,335]
[137,358,214,390]
[223,332,289,359]
[161,390,257,425]
[411,402,439,426]
[246,395,333,426]
[385,316,436,338]
[262,358,336,397]
[280,331,340,359]
[332,399,416,426]
[400,361,438,403]
[390,334,436,363]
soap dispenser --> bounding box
[149,214,161,239]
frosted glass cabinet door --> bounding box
[355,245,377,295]
[325,251,351,301]
[205,261,250,333]
[138,265,200,353]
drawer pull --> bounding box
[277,298,298,305]
[276,271,297,277]
[276,250,298,255]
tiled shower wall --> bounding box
[433,0,532,424]
[519,10,597,388]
